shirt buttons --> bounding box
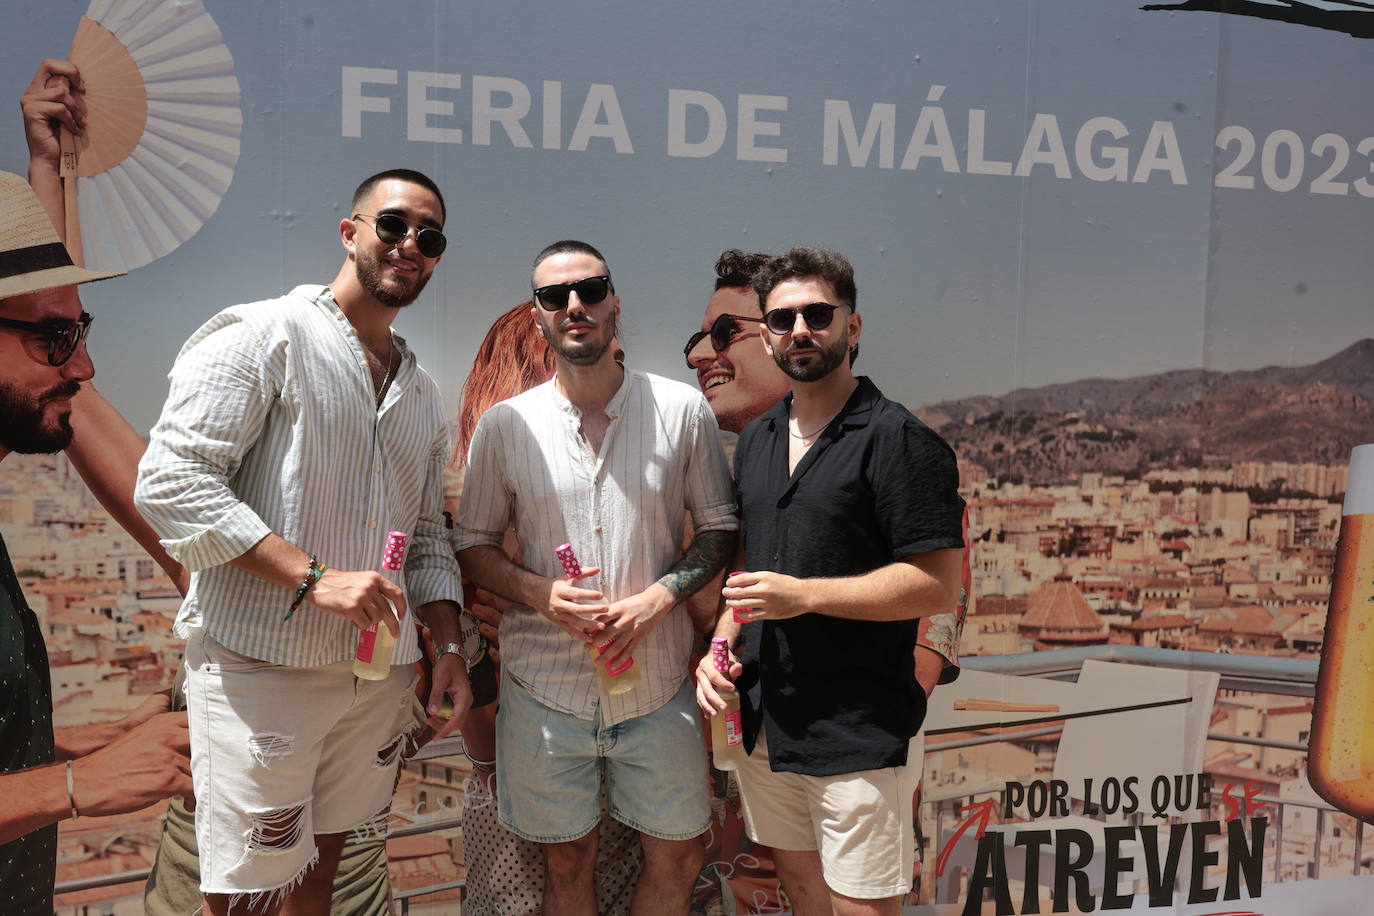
[369,521,378,529]
[374,465,382,473]
[594,525,603,534]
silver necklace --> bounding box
[788,408,840,441]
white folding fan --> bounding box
[57,0,242,271]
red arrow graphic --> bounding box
[935,798,1000,878]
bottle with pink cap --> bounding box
[555,543,641,696]
[709,637,746,770]
[354,530,407,680]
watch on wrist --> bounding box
[434,641,464,661]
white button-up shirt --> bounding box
[453,370,736,725]
[136,285,461,667]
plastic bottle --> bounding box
[709,636,746,771]
[353,531,407,680]
[1310,444,1374,818]
[555,543,641,695]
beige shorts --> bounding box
[735,730,923,900]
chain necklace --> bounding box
[375,333,396,406]
[788,406,841,441]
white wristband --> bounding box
[66,760,79,819]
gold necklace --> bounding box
[375,334,395,406]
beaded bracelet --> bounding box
[284,556,327,622]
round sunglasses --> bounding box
[352,213,447,259]
[0,312,93,366]
[532,275,613,311]
[762,302,844,335]
[683,313,763,367]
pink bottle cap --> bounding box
[711,636,731,674]
[554,543,582,577]
[383,531,408,571]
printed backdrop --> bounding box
[3,1,1373,913]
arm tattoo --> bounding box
[657,529,737,600]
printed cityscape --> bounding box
[1,437,1357,911]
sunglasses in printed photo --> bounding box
[532,275,613,311]
[762,302,845,335]
[352,213,447,259]
[683,313,764,368]
[0,311,93,366]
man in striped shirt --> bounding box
[135,170,471,914]
[455,240,738,916]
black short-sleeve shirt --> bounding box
[0,531,57,914]
[733,377,964,776]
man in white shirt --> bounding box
[455,240,737,916]
[135,170,471,915]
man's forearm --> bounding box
[66,387,189,594]
[914,645,944,699]
[657,529,736,601]
[0,766,70,845]
[713,540,747,644]
[416,599,462,645]
[804,548,962,622]
[229,532,312,590]
[455,544,548,610]
[53,722,124,761]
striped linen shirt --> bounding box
[453,370,737,725]
[135,285,461,667]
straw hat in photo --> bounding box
[0,170,125,299]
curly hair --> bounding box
[713,249,772,291]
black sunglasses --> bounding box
[532,275,613,311]
[352,213,447,259]
[763,302,844,335]
[683,314,763,367]
[0,312,93,366]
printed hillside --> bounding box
[917,339,1374,485]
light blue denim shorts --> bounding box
[495,672,709,843]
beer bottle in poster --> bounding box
[709,637,746,771]
[1310,444,1374,819]
[555,543,642,695]
[354,531,407,680]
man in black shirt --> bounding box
[0,166,194,914]
[695,247,964,916]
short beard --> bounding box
[0,379,80,454]
[355,249,428,309]
[539,314,618,366]
[773,334,849,382]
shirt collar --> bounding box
[308,285,413,359]
[764,375,881,434]
[550,366,632,418]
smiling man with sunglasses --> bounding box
[135,168,471,914]
[695,247,965,916]
[456,240,737,916]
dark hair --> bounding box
[713,249,771,291]
[531,240,611,283]
[751,247,857,313]
[753,247,859,367]
[351,169,446,225]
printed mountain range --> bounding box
[916,339,1374,484]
